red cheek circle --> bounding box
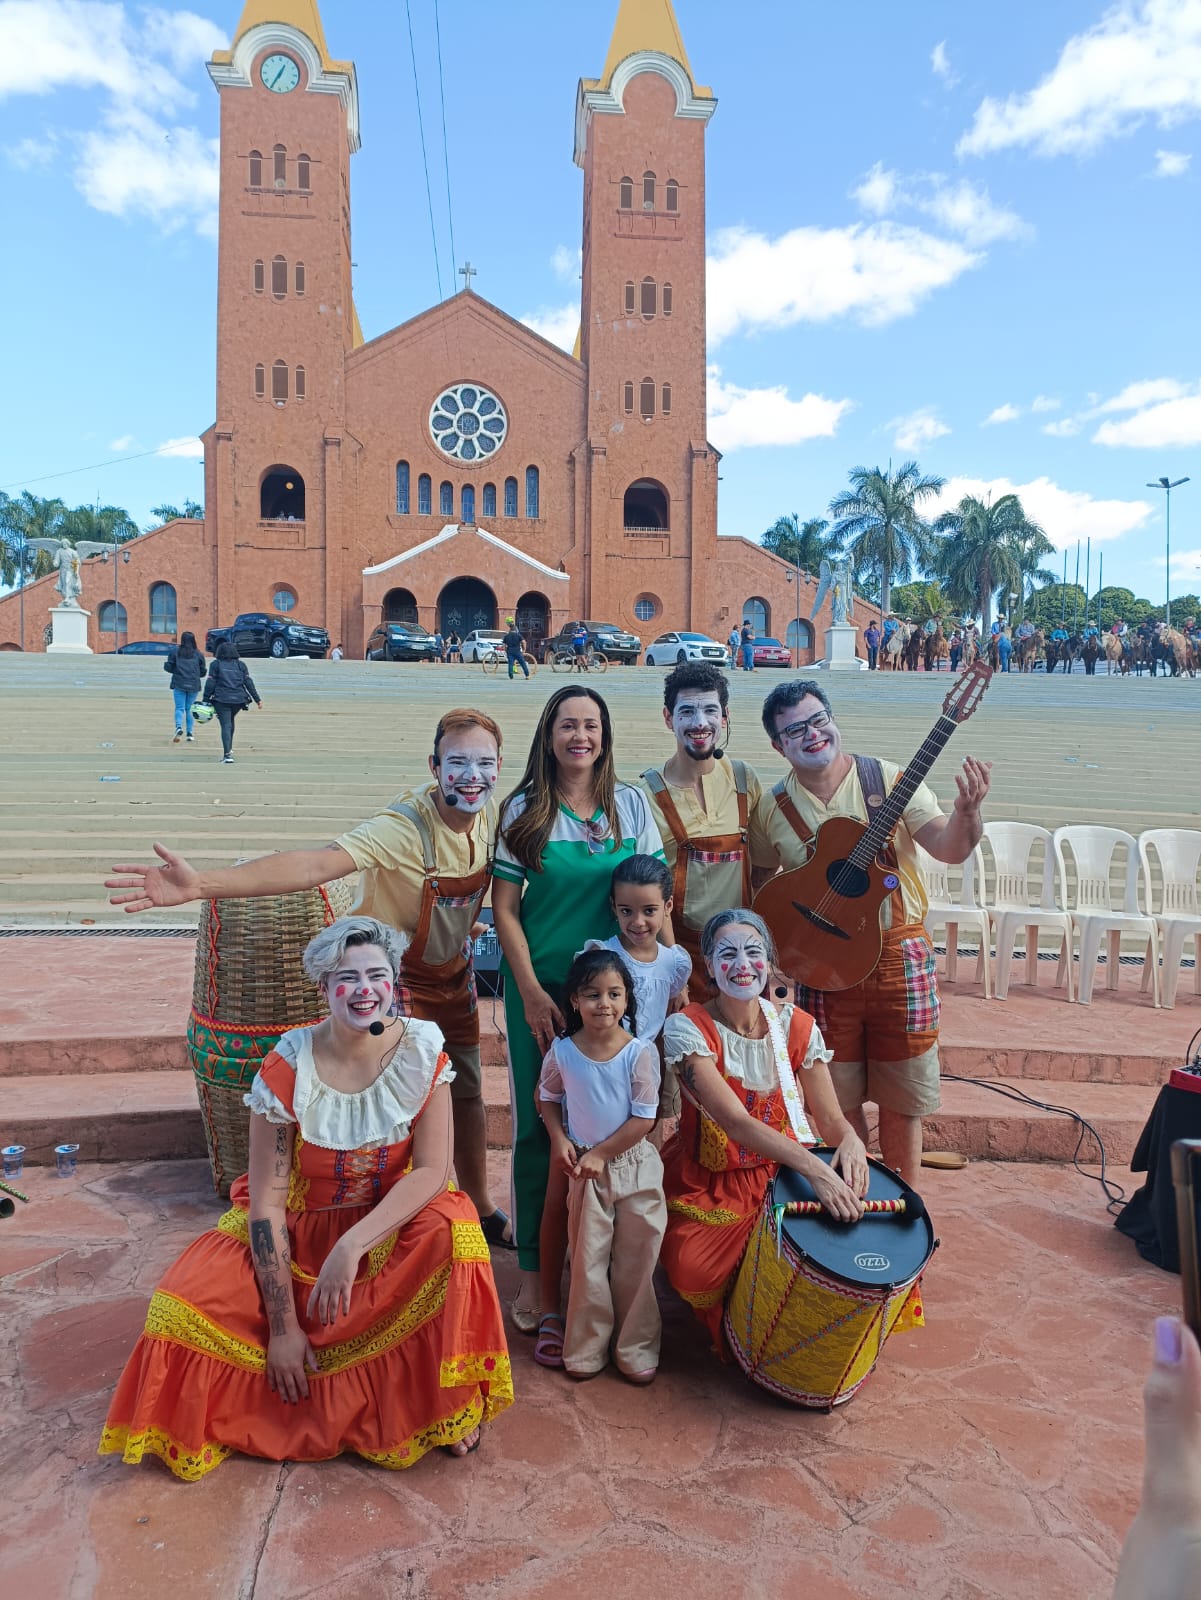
[382,980,392,994]
[334,985,347,999]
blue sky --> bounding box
[1,0,1199,606]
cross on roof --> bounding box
[458,261,477,292]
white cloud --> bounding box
[706,366,853,452]
[157,435,204,459]
[984,403,1022,425]
[958,0,1201,159]
[109,434,138,451]
[891,409,951,452]
[931,41,958,85]
[551,245,580,282]
[706,222,981,342]
[1093,393,1201,447]
[931,474,1153,548]
[1154,148,1193,176]
[851,162,1029,245]
[1096,377,1190,412]
[0,2,225,234]
[1031,394,1061,412]
[4,132,57,168]
[1043,417,1082,437]
[1160,547,1201,579]
[519,303,578,352]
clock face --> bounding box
[429,384,508,461]
[260,53,300,94]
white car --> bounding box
[461,629,508,662]
[644,631,731,667]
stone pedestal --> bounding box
[46,605,93,655]
[815,623,866,671]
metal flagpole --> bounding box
[1084,538,1091,630]
[1072,542,1081,633]
[1060,548,1068,626]
[1097,552,1103,629]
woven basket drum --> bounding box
[186,879,355,1195]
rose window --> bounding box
[428,384,507,462]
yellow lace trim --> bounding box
[358,1395,485,1470]
[678,1281,730,1310]
[439,1350,514,1411]
[698,1112,729,1172]
[667,1199,744,1226]
[98,1423,232,1482]
[315,1263,451,1376]
[287,1129,310,1213]
[215,1206,397,1283]
[145,1291,266,1372]
[450,1220,490,1262]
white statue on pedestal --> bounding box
[811,557,854,626]
[27,538,116,608]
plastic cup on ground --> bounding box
[2,1145,25,1179]
[54,1143,80,1178]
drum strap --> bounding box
[759,999,814,1147]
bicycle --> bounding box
[551,646,607,674]
[482,649,537,676]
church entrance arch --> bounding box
[439,577,496,637]
[383,587,419,624]
[515,591,549,657]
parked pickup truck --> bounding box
[205,613,330,659]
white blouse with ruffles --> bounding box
[661,1003,832,1092]
[243,1020,454,1151]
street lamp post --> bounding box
[103,547,132,650]
[785,559,812,667]
[1146,477,1190,627]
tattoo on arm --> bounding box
[250,1217,294,1336]
[250,1217,279,1271]
[678,1060,697,1091]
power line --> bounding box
[1,442,202,493]
[405,0,444,301]
[433,0,457,276]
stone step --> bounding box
[0,1068,1157,1169]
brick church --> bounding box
[2,0,829,658]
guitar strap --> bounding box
[770,761,898,868]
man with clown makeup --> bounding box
[639,663,762,999]
[105,708,514,1248]
[750,679,991,1187]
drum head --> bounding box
[772,1150,935,1291]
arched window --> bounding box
[294,365,306,400]
[253,259,264,294]
[461,484,476,524]
[254,363,265,399]
[665,178,679,213]
[624,479,669,531]
[294,262,305,295]
[98,600,127,635]
[786,619,815,656]
[642,170,656,209]
[417,473,432,515]
[503,477,518,517]
[273,585,297,613]
[248,150,262,187]
[525,466,540,519]
[639,378,655,418]
[624,281,635,316]
[384,587,419,624]
[439,480,453,517]
[271,360,288,402]
[273,144,286,185]
[640,277,656,318]
[634,594,660,623]
[396,461,410,515]
[149,582,177,634]
[661,383,672,416]
[260,467,305,520]
[297,153,310,191]
[623,381,634,415]
[482,482,497,518]
[271,256,287,298]
[662,282,673,317]
[619,175,633,209]
[744,597,769,636]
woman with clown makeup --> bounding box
[659,909,870,1350]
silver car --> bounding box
[644,631,731,667]
[461,628,508,663]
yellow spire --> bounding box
[230,1,333,69]
[598,0,703,92]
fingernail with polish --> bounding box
[1155,1316,1183,1366]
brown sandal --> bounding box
[921,1150,968,1170]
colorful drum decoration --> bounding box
[724,1149,936,1409]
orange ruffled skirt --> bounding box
[99,1177,513,1481]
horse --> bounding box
[902,626,923,672]
[1161,627,1195,678]
[1081,636,1101,676]
[1103,633,1129,676]
[1017,629,1043,672]
[923,623,950,672]
[881,622,909,672]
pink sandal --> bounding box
[533,1313,565,1369]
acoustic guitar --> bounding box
[754,660,991,992]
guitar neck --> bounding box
[850,715,959,865]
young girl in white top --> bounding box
[583,854,691,1042]
[537,948,666,1383]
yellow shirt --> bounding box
[749,760,942,925]
[639,758,763,867]
[336,784,493,936]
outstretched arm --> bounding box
[106,841,357,914]
[914,756,992,864]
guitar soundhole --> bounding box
[828,859,870,899]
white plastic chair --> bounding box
[917,843,992,996]
[980,822,1075,1001]
[1053,826,1161,1006]
[1139,828,1201,1009]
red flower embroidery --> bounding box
[484,1357,496,1371]
[168,1446,179,1459]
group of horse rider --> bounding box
[865,610,1198,678]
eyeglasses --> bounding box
[582,816,612,855]
[777,710,831,741]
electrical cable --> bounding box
[404,0,444,301]
[1,442,202,493]
[432,0,457,276]
[941,1072,1129,1215]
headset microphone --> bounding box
[444,792,459,806]
[369,1020,386,1036]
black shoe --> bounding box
[480,1208,516,1250]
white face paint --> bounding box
[669,694,725,762]
[773,697,841,773]
[432,729,500,815]
[709,924,770,999]
[325,945,395,1031]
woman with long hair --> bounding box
[204,639,262,764]
[491,687,665,1330]
[165,630,205,744]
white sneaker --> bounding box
[186,735,194,743]
[222,755,233,764]
[172,730,183,743]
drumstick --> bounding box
[781,1195,926,1220]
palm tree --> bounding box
[150,500,204,525]
[762,513,837,575]
[60,504,140,545]
[827,462,945,615]
[930,494,1047,633]
[0,491,68,585]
